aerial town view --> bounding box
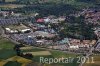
[0,0,100,66]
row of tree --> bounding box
[59,15,97,40]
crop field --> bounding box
[0,56,32,66]
[7,56,32,64]
[5,0,16,2]
[0,39,81,66]
[0,37,16,61]
[23,51,51,56]
[0,4,25,8]
[20,46,34,50]
[83,55,100,66]
[0,38,14,49]
[21,47,46,52]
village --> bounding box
[0,0,100,66]
[0,9,99,54]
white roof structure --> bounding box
[34,31,55,38]
[36,40,44,43]
[21,29,31,33]
[5,28,11,31]
[69,45,79,49]
[44,18,50,23]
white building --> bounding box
[69,45,79,49]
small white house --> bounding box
[44,18,50,23]
[69,45,79,49]
[5,28,18,34]
[21,29,31,33]
[5,28,11,31]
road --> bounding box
[79,39,100,66]
[94,39,100,53]
[78,46,94,66]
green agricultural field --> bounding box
[20,46,81,66]
[0,40,81,66]
[29,49,80,66]
[0,38,14,49]
[0,49,16,60]
[0,38,16,60]
[32,51,80,66]
[21,47,46,52]
[23,51,51,56]
[51,51,80,66]
[51,51,77,58]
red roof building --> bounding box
[36,18,44,23]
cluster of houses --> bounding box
[70,9,100,25]
[0,10,98,52]
[36,16,66,24]
[81,9,100,25]
[69,38,96,49]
